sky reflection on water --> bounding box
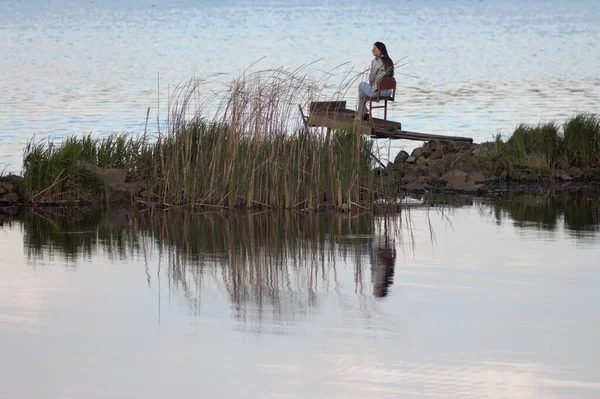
[1,194,600,398]
[1,0,600,170]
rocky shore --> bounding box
[375,139,600,196]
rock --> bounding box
[469,171,486,183]
[406,156,417,164]
[416,156,429,166]
[0,187,6,196]
[394,150,409,164]
[568,167,583,179]
[0,192,19,203]
[554,170,572,181]
[411,148,423,158]
[427,166,442,178]
[429,149,444,160]
[452,141,470,153]
[441,170,485,192]
[405,176,429,191]
[0,183,14,194]
[472,146,489,157]
[415,165,429,176]
[421,142,433,158]
[82,163,127,186]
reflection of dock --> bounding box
[301,101,473,143]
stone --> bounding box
[416,156,428,166]
[0,183,14,194]
[394,150,409,164]
[568,167,583,179]
[469,171,486,183]
[554,170,572,181]
[429,149,444,160]
[452,141,470,153]
[472,146,490,157]
[82,163,127,186]
[441,170,485,192]
[428,140,443,152]
[411,147,423,158]
[0,192,19,203]
[406,156,417,164]
[405,176,429,191]
[421,142,433,158]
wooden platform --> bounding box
[301,101,473,143]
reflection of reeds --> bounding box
[12,208,409,320]
[492,192,600,235]
[137,211,375,318]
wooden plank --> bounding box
[309,101,347,113]
[372,130,473,142]
[305,105,473,143]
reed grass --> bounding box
[21,68,376,209]
[477,114,600,178]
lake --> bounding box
[1,0,600,170]
[1,193,600,398]
[2,1,600,397]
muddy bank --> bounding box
[374,139,600,197]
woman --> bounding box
[356,41,395,120]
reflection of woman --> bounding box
[371,239,396,298]
[357,41,395,120]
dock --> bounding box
[301,101,473,143]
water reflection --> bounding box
[4,208,410,318]
[2,194,600,398]
[489,192,600,237]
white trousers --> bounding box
[357,81,392,116]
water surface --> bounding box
[1,194,599,398]
[1,0,600,170]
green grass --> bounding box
[477,114,600,179]
[564,114,600,167]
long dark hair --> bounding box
[374,41,394,77]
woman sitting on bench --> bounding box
[357,41,395,120]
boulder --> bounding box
[82,163,127,186]
[406,156,417,164]
[411,147,423,158]
[405,176,430,191]
[441,170,486,192]
[554,170,572,181]
[416,157,428,166]
[452,141,470,153]
[393,150,409,164]
[429,149,444,160]
[567,167,583,179]
[421,142,433,158]
[472,146,490,157]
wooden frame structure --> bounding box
[300,101,473,143]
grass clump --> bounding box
[478,114,600,179]
[563,114,600,167]
[22,133,145,204]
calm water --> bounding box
[1,0,600,170]
[1,194,600,398]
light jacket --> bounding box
[368,55,393,88]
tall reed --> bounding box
[22,69,375,209]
